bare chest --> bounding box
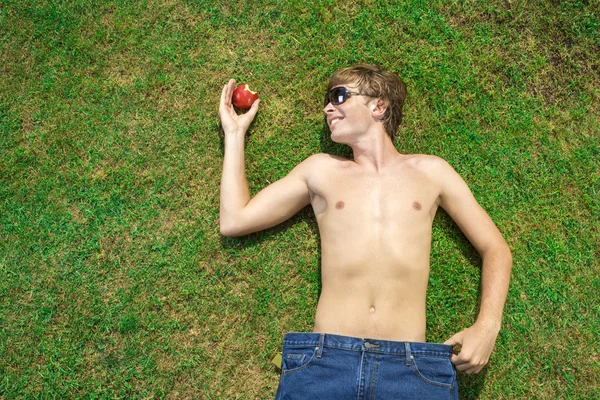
[309,167,440,224]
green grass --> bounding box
[1,0,599,398]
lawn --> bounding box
[1,0,599,398]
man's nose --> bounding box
[323,102,335,114]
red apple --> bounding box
[232,83,258,110]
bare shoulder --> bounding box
[401,154,455,176]
[294,153,349,174]
[302,153,350,164]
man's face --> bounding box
[323,83,378,144]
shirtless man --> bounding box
[219,64,512,399]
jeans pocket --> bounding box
[281,346,318,374]
[411,356,456,388]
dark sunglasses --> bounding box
[325,86,373,106]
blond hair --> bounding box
[328,64,407,142]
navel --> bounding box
[412,201,422,211]
[336,201,345,210]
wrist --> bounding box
[475,316,502,333]
[224,130,246,146]
[224,128,246,137]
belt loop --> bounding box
[404,342,412,366]
[317,333,325,358]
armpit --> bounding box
[309,190,327,216]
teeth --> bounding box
[331,118,342,125]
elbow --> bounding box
[219,210,256,237]
[483,242,513,269]
[219,219,245,237]
[506,245,513,270]
[220,222,239,237]
[500,241,513,266]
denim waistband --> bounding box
[283,332,453,357]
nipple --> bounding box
[336,201,345,209]
[412,201,422,211]
[369,306,375,314]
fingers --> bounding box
[444,331,462,347]
[445,323,497,375]
[451,347,489,374]
[445,330,489,374]
[453,356,486,374]
[220,79,235,111]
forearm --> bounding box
[476,245,513,330]
[220,132,250,233]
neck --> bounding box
[349,129,400,172]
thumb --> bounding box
[444,331,464,346]
[246,98,260,118]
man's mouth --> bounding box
[330,117,343,126]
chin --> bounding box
[330,129,345,143]
[330,134,344,144]
[330,132,352,145]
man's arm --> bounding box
[218,79,311,237]
[433,158,513,374]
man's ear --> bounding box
[371,99,388,120]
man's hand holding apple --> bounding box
[219,79,260,137]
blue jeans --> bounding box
[275,333,458,400]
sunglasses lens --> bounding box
[332,87,347,105]
[325,87,348,106]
